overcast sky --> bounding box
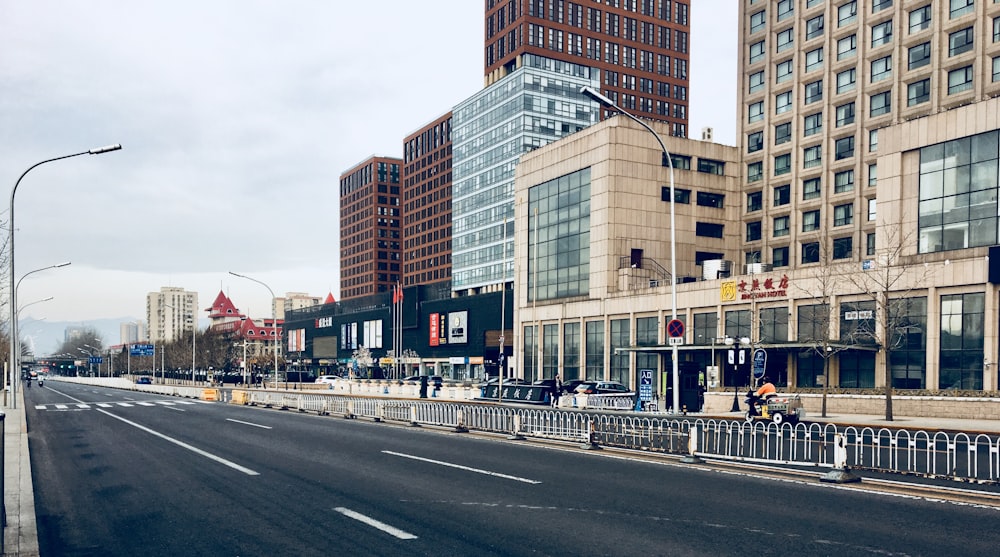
[1,1,736,327]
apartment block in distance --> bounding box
[340,156,403,300]
[146,287,198,344]
[402,112,453,288]
[485,0,692,135]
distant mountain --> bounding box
[20,317,143,356]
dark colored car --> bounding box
[136,377,152,385]
[560,379,587,394]
[403,375,444,388]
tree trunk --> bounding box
[821,351,829,418]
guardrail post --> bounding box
[409,406,420,427]
[507,414,525,440]
[820,433,861,484]
[454,409,469,433]
[680,423,703,464]
[346,400,356,420]
[580,418,600,450]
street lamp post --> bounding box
[8,145,120,409]
[580,87,680,413]
[229,272,280,390]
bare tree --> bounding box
[844,224,931,421]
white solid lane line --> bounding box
[382,451,542,485]
[226,418,272,429]
[333,507,418,540]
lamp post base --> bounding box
[730,386,740,412]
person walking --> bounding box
[551,374,562,407]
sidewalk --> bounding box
[3,390,39,557]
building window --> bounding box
[777,0,794,21]
[774,216,790,237]
[747,191,763,212]
[833,236,853,259]
[610,319,630,386]
[747,221,762,242]
[669,154,692,170]
[636,317,658,347]
[908,42,931,69]
[773,246,789,267]
[804,112,823,136]
[872,0,893,12]
[775,122,792,144]
[693,313,718,347]
[871,20,893,48]
[696,222,725,238]
[802,242,820,263]
[775,91,793,113]
[661,187,691,203]
[748,101,764,122]
[994,17,1000,42]
[868,163,878,187]
[948,27,975,56]
[804,177,822,200]
[866,232,876,255]
[749,70,765,93]
[870,91,891,116]
[836,102,855,127]
[837,34,857,60]
[890,297,928,389]
[563,322,580,380]
[871,56,892,82]
[835,169,855,193]
[802,209,821,231]
[834,203,854,226]
[947,66,973,94]
[835,136,855,160]
[836,68,856,93]
[528,168,591,301]
[697,158,726,175]
[749,40,766,64]
[806,14,825,40]
[805,48,824,72]
[909,5,932,34]
[805,80,823,103]
[804,145,822,168]
[775,59,794,83]
[774,154,792,175]
[697,191,726,207]
[868,198,877,221]
[774,184,791,206]
[940,292,984,390]
[839,352,876,388]
[919,130,1000,252]
[585,321,604,381]
[838,1,857,27]
[807,0,824,8]
[949,0,975,19]
[748,131,763,153]
[777,28,794,52]
[869,128,879,152]
[748,161,764,182]
[907,78,931,105]
[760,307,789,343]
[994,57,1000,82]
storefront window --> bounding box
[611,319,631,386]
[585,321,604,380]
[543,324,559,379]
[889,297,927,389]
[523,325,538,381]
[940,293,984,390]
[563,322,581,381]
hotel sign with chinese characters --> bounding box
[721,275,790,301]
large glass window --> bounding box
[889,297,927,389]
[839,352,875,388]
[523,325,538,380]
[759,307,788,343]
[585,321,604,380]
[693,312,718,346]
[724,309,751,340]
[610,319,630,386]
[543,324,559,379]
[563,322,581,381]
[909,5,932,34]
[636,317,658,346]
[528,168,591,301]
[918,130,1000,252]
[940,293,984,390]
[798,304,830,342]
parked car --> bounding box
[480,377,530,387]
[136,376,152,385]
[314,375,343,385]
[560,379,588,394]
[573,380,634,395]
[403,375,444,388]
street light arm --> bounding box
[230,271,280,390]
[581,86,673,169]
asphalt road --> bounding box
[24,382,1000,556]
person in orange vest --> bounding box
[755,375,777,400]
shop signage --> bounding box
[736,275,790,300]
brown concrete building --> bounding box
[402,113,453,288]
[339,156,403,300]
[484,0,692,137]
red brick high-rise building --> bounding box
[402,113,453,288]
[484,0,691,136]
[339,156,402,300]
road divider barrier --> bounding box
[201,389,219,401]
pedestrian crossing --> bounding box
[35,400,200,411]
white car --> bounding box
[314,375,343,385]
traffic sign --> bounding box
[130,344,155,357]
[667,319,684,338]
[668,337,684,346]
[638,369,653,402]
[752,349,767,379]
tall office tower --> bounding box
[340,156,403,300]
[146,287,198,344]
[452,56,599,295]
[402,112,453,287]
[737,0,1000,271]
[120,321,147,344]
[484,0,692,137]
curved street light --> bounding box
[13,262,71,379]
[580,86,680,414]
[8,145,121,409]
[229,271,280,390]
